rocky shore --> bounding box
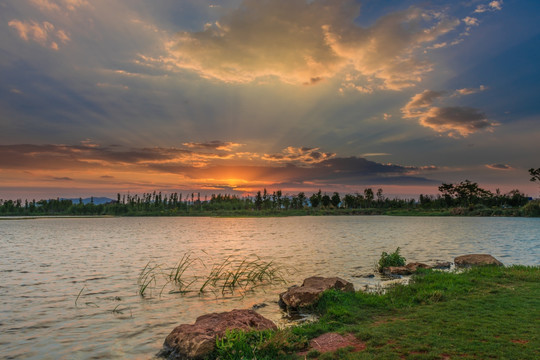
[157,253,506,359]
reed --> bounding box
[137,253,289,298]
[167,253,200,293]
[75,286,85,307]
[137,261,160,297]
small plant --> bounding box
[377,247,406,273]
[168,253,199,293]
[138,261,160,297]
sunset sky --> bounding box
[1,0,539,199]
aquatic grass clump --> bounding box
[137,253,290,298]
[167,253,199,293]
[137,261,161,297]
[377,247,406,273]
[217,257,287,295]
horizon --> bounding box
[1,0,539,199]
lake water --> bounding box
[1,216,538,359]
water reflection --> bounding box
[0,216,538,359]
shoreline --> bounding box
[169,265,540,359]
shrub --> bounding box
[522,200,540,217]
[377,247,406,273]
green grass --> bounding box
[377,247,406,273]
[207,266,540,359]
[137,254,288,298]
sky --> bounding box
[1,0,539,199]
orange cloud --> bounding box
[262,147,335,164]
[8,19,70,50]
[0,143,438,197]
[161,0,460,90]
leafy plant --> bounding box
[214,328,307,360]
[377,247,406,273]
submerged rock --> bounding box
[383,266,411,276]
[454,254,503,267]
[432,261,452,269]
[159,309,277,359]
[383,262,432,275]
[279,276,354,311]
[405,262,432,272]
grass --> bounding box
[205,265,540,359]
[137,254,288,298]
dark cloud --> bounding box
[52,177,74,181]
[486,163,512,170]
[182,141,243,151]
[402,89,496,137]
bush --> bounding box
[377,247,406,273]
[522,200,540,217]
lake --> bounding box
[0,216,538,359]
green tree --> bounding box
[530,168,540,197]
[330,192,341,208]
[254,191,263,210]
[529,168,540,182]
[364,188,374,207]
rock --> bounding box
[351,273,375,278]
[405,262,432,272]
[383,266,411,275]
[383,262,432,275]
[454,254,503,267]
[159,309,277,359]
[279,276,354,311]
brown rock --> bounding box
[454,254,503,267]
[405,262,432,272]
[159,309,277,359]
[279,276,354,311]
[384,262,432,276]
[383,266,412,275]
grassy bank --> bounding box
[211,266,539,359]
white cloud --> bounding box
[164,0,460,90]
[475,1,503,13]
[463,17,479,26]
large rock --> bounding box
[159,309,277,359]
[279,276,354,311]
[454,254,503,267]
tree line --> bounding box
[0,179,538,216]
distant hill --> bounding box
[63,197,115,205]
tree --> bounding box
[530,168,540,197]
[376,188,384,205]
[330,192,341,208]
[321,194,331,208]
[343,194,356,209]
[297,192,306,209]
[529,168,540,183]
[364,188,374,207]
[309,192,321,208]
[254,191,263,210]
